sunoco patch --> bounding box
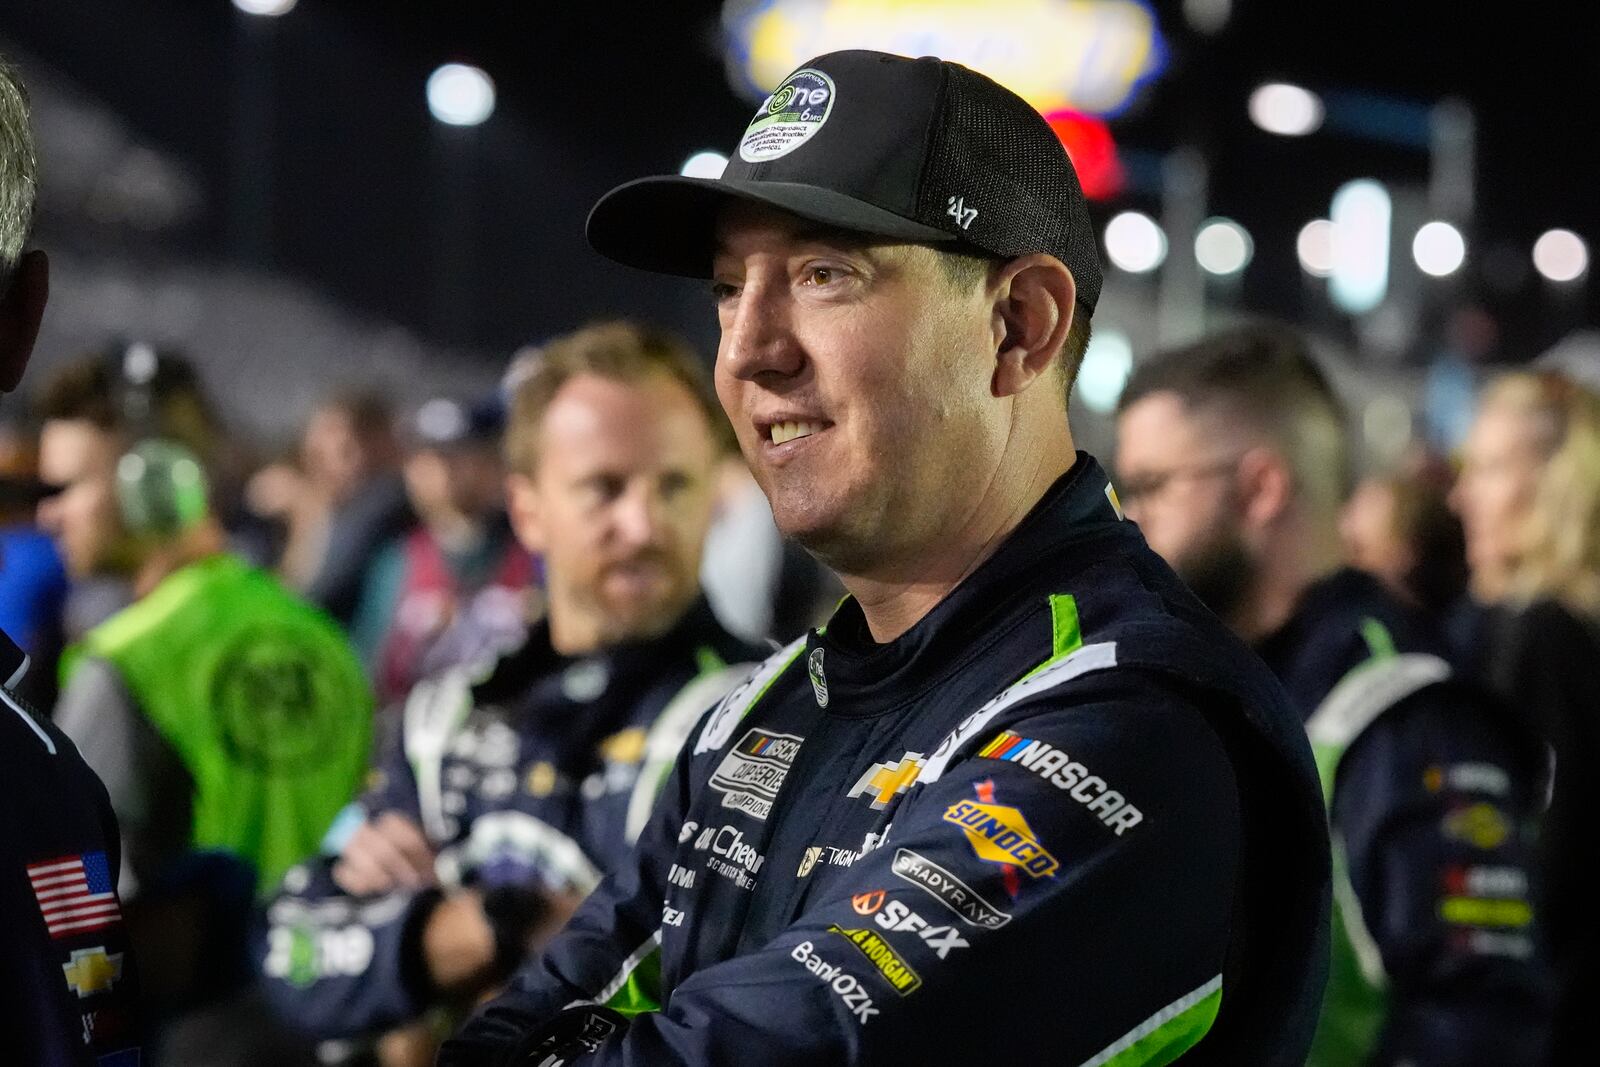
[738,68,835,163]
[707,727,804,820]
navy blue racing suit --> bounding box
[1257,569,1551,1065]
[441,456,1332,1065]
[256,599,760,1040]
[1,628,143,1065]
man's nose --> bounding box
[719,278,804,382]
[610,482,664,549]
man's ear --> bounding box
[505,471,547,554]
[0,250,49,394]
[1237,446,1294,534]
[989,254,1075,399]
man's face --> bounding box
[509,372,719,647]
[711,204,1002,573]
[1114,392,1256,618]
[36,419,130,578]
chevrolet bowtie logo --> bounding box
[847,753,925,810]
[62,946,123,999]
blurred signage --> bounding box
[722,0,1166,117]
[1044,110,1124,200]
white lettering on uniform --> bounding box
[790,940,878,1023]
[871,901,970,959]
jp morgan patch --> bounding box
[707,728,804,820]
[738,68,835,162]
[891,848,1012,930]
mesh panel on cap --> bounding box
[916,65,1103,312]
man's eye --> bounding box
[805,267,836,286]
[710,281,739,302]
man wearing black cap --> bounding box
[443,50,1331,1065]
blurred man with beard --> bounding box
[259,322,762,1058]
[1115,323,1550,1065]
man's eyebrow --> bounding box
[712,224,885,260]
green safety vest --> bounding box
[1302,620,1452,1066]
[67,554,372,895]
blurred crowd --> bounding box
[4,47,1600,1067]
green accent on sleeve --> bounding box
[1083,978,1222,1067]
[1020,593,1083,682]
[1358,617,1397,660]
[694,644,726,676]
[603,944,663,1018]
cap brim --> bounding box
[586,175,956,278]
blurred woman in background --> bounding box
[1453,370,1600,1063]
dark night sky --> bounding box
[3,0,1598,363]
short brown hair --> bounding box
[504,321,731,476]
[1118,322,1350,514]
[937,249,1093,401]
[35,349,223,464]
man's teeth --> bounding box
[770,421,823,446]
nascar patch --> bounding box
[977,730,1143,835]
[708,728,804,821]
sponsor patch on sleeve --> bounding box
[976,731,1143,836]
[827,925,922,995]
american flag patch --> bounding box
[27,851,122,939]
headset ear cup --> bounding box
[115,439,209,537]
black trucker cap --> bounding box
[586,49,1104,313]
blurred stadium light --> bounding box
[1412,221,1466,277]
[1076,328,1134,413]
[232,0,297,15]
[426,64,495,126]
[1330,179,1391,313]
[680,151,730,178]
[1296,220,1335,278]
[1533,228,1589,283]
[1194,217,1253,276]
[1104,211,1168,273]
[720,0,1167,116]
[1248,82,1323,137]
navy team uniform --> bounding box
[441,458,1332,1065]
[1257,568,1551,1065]
[258,600,760,1040]
[1,629,143,1065]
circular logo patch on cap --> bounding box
[738,68,835,163]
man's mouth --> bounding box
[765,420,828,446]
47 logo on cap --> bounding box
[739,68,835,163]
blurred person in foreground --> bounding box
[444,50,1329,1066]
[1452,370,1600,1063]
[259,322,762,1060]
[351,395,537,710]
[1340,464,1471,624]
[299,390,415,625]
[1116,323,1549,1066]
[35,349,372,1065]
[0,54,145,1066]
[1,413,68,706]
